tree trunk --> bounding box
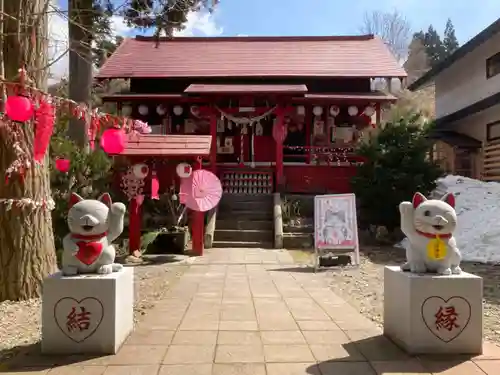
[0,0,57,301]
[68,0,94,148]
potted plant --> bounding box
[143,182,189,255]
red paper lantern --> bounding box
[101,128,126,154]
[5,95,34,122]
[55,158,70,173]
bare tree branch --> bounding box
[360,10,411,62]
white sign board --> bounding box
[314,193,360,268]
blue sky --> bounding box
[57,0,500,44]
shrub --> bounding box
[351,114,443,232]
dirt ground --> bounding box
[289,246,500,344]
[0,256,189,365]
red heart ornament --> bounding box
[75,241,103,265]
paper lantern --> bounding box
[329,106,340,117]
[312,106,323,116]
[348,106,359,116]
[5,95,34,122]
[55,158,70,173]
[176,162,192,178]
[138,105,149,116]
[364,105,375,117]
[101,128,126,154]
[296,105,305,116]
[121,105,132,116]
[173,105,183,116]
[157,105,167,115]
[190,106,200,116]
[132,163,149,179]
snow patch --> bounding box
[399,175,500,264]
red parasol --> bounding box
[184,170,222,212]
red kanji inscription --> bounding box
[435,305,460,331]
[66,306,91,332]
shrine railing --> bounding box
[283,146,366,166]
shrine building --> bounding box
[97,35,405,195]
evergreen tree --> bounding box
[424,25,446,66]
[443,18,459,58]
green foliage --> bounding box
[281,197,301,223]
[351,114,443,231]
[413,19,460,68]
[443,18,459,56]
[123,0,219,39]
[50,114,113,252]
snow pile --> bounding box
[401,175,500,264]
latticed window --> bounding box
[486,52,500,79]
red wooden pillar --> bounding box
[128,195,144,257]
[191,158,204,256]
[209,110,217,174]
[274,107,285,189]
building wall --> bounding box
[434,32,500,118]
[451,103,500,142]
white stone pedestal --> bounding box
[41,267,134,355]
[384,266,483,355]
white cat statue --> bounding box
[61,192,126,276]
[400,192,462,275]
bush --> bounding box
[351,114,443,232]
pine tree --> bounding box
[443,19,459,58]
[423,25,446,67]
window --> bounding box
[486,120,500,141]
[486,52,500,79]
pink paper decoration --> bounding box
[5,95,34,122]
[33,100,55,163]
[151,171,159,200]
[55,158,70,173]
[101,128,126,154]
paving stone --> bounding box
[219,320,258,331]
[212,363,266,375]
[215,345,265,363]
[103,365,160,375]
[309,344,365,362]
[296,320,341,331]
[266,362,321,375]
[125,329,175,345]
[318,362,376,375]
[260,331,306,345]
[46,366,107,375]
[370,360,431,374]
[263,345,315,363]
[109,346,168,365]
[171,331,218,345]
[163,345,215,364]
[420,360,487,374]
[302,330,351,344]
[217,331,262,345]
[474,360,500,375]
[158,364,212,375]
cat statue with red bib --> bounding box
[61,192,126,276]
[400,192,462,276]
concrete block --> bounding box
[384,265,482,354]
[41,267,134,354]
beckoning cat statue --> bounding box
[400,192,462,275]
[61,192,126,276]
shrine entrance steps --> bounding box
[214,194,274,248]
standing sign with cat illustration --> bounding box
[400,192,462,275]
[314,194,360,266]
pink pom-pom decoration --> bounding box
[55,158,70,173]
[100,128,126,154]
[5,95,34,122]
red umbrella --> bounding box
[184,170,222,212]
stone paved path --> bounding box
[7,249,500,374]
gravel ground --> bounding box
[0,256,189,365]
[322,246,500,344]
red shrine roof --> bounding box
[97,35,407,79]
[184,84,308,95]
[120,134,212,157]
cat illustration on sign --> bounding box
[400,192,461,275]
[322,208,353,246]
[62,193,126,276]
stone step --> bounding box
[216,219,273,231]
[214,229,273,242]
[283,223,314,234]
[217,210,273,220]
[212,240,274,249]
